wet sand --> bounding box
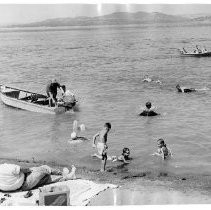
[1,157,211,205]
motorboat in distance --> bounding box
[179,48,211,57]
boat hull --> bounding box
[180,52,211,57]
[0,92,67,114]
[0,85,75,114]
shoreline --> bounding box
[1,157,211,197]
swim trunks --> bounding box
[97,142,108,160]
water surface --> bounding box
[0,24,211,179]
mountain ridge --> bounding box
[5,11,211,28]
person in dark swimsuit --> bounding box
[139,102,159,116]
[176,84,196,93]
[46,79,64,107]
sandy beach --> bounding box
[1,157,211,205]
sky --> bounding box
[1,2,211,25]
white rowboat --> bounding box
[0,85,76,114]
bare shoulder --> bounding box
[94,132,100,137]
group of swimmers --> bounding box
[51,70,209,173]
[69,119,172,172]
[140,77,207,115]
[92,122,172,171]
[140,74,210,117]
[49,72,209,172]
[139,73,210,162]
[68,120,132,172]
[69,73,207,172]
[143,74,209,94]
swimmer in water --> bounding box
[155,80,162,84]
[176,84,209,93]
[139,102,159,116]
[152,138,172,160]
[110,147,131,163]
[143,75,153,83]
[70,120,88,141]
[176,84,196,93]
[143,75,162,85]
[93,147,131,164]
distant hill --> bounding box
[6,11,190,28]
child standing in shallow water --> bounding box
[152,138,172,160]
[92,123,111,172]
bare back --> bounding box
[99,129,108,144]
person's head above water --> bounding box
[157,138,166,148]
[104,122,111,131]
[146,102,152,109]
[71,131,77,140]
[176,84,180,89]
[122,147,130,157]
[52,78,58,84]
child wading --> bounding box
[92,123,111,172]
[152,138,172,160]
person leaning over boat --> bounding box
[46,79,64,107]
[60,85,76,108]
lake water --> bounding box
[0,24,211,179]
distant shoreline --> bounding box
[1,22,211,34]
